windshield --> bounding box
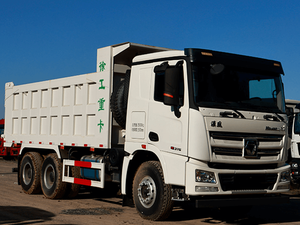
[192,63,285,113]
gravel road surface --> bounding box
[1,158,300,225]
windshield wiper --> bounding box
[220,110,245,119]
[275,113,285,122]
[263,113,284,122]
[219,102,246,119]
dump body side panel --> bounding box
[4,70,112,150]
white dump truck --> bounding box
[4,42,290,220]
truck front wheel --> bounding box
[41,153,66,199]
[20,152,43,194]
[133,161,173,220]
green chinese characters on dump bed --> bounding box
[97,119,104,133]
[99,61,106,72]
[97,62,106,133]
[98,98,105,111]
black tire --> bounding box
[64,166,81,198]
[41,153,67,199]
[20,152,43,194]
[123,70,131,112]
[133,161,173,221]
[109,148,124,167]
[110,80,126,128]
[110,72,130,129]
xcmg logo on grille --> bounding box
[243,139,259,159]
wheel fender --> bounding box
[121,144,169,195]
[19,144,61,157]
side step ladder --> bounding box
[62,159,105,188]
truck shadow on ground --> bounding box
[70,188,300,224]
[76,186,123,204]
[168,198,300,224]
[0,206,57,225]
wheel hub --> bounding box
[44,164,55,189]
[23,162,33,185]
[137,176,156,208]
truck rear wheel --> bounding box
[133,161,173,220]
[20,152,43,194]
[41,153,66,199]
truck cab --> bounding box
[123,46,290,203]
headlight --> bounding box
[280,170,290,182]
[292,162,299,169]
[195,170,217,183]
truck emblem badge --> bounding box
[211,121,222,127]
[265,126,285,131]
[170,146,181,151]
[243,139,258,158]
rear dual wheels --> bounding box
[133,161,173,221]
[41,153,67,199]
[20,152,43,194]
[20,152,79,199]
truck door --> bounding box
[147,60,189,156]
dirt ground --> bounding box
[1,158,300,225]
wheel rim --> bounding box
[137,176,156,208]
[23,162,32,185]
[44,164,55,189]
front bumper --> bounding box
[186,159,290,196]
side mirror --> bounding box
[286,107,293,116]
[210,64,225,75]
[163,61,183,106]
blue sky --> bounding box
[1,0,300,118]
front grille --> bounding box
[208,162,278,170]
[210,132,283,159]
[219,173,278,191]
[213,148,280,156]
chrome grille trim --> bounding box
[210,132,283,158]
